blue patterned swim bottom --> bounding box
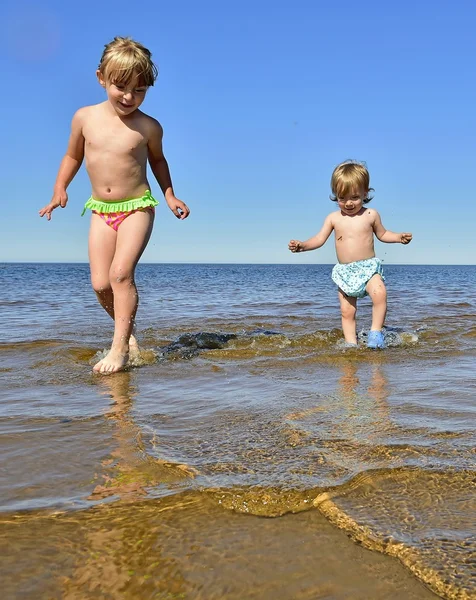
[331,257,385,298]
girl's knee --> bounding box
[109,264,134,286]
[91,277,111,295]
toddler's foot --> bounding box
[367,330,385,349]
[93,348,129,374]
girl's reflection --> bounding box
[90,372,196,502]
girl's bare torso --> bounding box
[82,104,152,200]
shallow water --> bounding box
[1,263,475,599]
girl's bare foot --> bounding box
[93,347,129,374]
[129,334,142,362]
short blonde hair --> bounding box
[98,37,158,87]
[330,160,374,203]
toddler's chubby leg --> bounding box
[93,209,154,374]
[366,274,387,332]
[338,289,358,345]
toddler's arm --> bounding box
[289,214,333,252]
[39,110,85,220]
[373,211,412,244]
[147,119,190,220]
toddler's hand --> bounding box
[401,233,412,245]
[288,240,303,253]
[166,196,190,220]
[39,190,68,221]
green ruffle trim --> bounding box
[81,190,158,215]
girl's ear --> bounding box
[96,70,106,88]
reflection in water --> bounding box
[90,373,197,502]
[339,361,389,405]
[61,373,194,599]
[337,361,391,444]
[90,372,145,500]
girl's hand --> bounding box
[288,240,303,253]
[39,190,68,220]
[166,196,190,220]
[401,233,412,245]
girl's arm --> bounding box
[39,110,85,220]
[147,118,190,219]
[289,214,334,252]
[373,210,412,244]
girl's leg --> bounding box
[88,213,117,319]
[88,214,140,353]
[366,274,387,331]
[338,289,358,344]
[94,209,154,374]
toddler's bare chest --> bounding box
[334,217,373,240]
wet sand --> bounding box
[0,492,438,600]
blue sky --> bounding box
[1,0,475,264]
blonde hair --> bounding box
[330,160,374,203]
[98,37,158,87]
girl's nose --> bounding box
[123,91,133,101]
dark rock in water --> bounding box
[174,332,237,349]
[157,332,238,360]
[156,330,282,361]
